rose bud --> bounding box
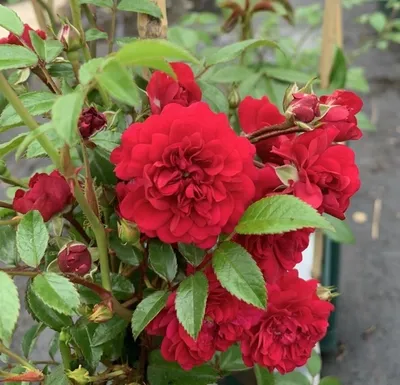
[78,107,107,139]
[57,23,81,52]
[228,88,241,109]
[88,302,113,323]
[288,92,320,123]
[317,285,339,302]
[118,219,141,246]
[12,170,73,222]
[58,242,92,275]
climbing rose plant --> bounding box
[0,1,360,384]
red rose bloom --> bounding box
[235,228,313,283]
[78,107,107,138]
[241,270,334,374]
[111,102,257,248]
[270,126,360,219]
[319,90,363,141]
[238,96,291,164]
[13,170,73,221]
[288,92,320,123]
[58,242,92,275]
[146,62,202,114]
[0,24,46,49]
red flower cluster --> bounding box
[0,24,46,49]
[13,170,73,221]
[147,269,333,373]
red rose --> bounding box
[241,270,334,374]
[146,62,202,114]
[58,242,92,275]
[238,96,291,164]
[78,107,107,138]
[235,228,313,283]
[13,170,73,222]
[319,90,363,141]
[288,92,320,123]
[0,24,46,49]
[111,102,257,248]
[270,126,360,219]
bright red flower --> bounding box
[0,24,46,49]
[78,107,107,139]
[146,62,202,114]
[238,96,291,164]
[319,90,363,141]
[235,228,313,283]
[270,126,360,219]
[111,102,257,248]
[241,270,334,374]
[288,92,320,123]
[13,170,73,222]
[58,242,92,275]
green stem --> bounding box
[0,73,60,168]
[36,0,58,31]
[0,218,21,226]
[82,4,98,57]
[63,212,91,244]
[69,0,91,62]
[59,333,72,371]
[0,342,37,371]
[0,175,28,188]
[108,0,118,54]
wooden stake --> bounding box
[137,0,168,39]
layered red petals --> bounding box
[0,24,46,49]
[241,270,334,374]
[112,102,257,248]
[146,62,202,114]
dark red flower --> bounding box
[241,270,334,374]
[58,242,92,275]
[78,107,107,138]
[13,170,73,222]
[111,102,257,248]
[288,92,320,123]
[146,62,202,114]
[319,90,363,141]
[270,126,360,219]
[0,24,46,49]
[238,96,291,164]
[235,228,313,283]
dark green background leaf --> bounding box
[149,239,177,282]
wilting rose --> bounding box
[78,107,107,138]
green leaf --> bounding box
[109,273,135,300]
[219,344,247,372]
[115,37,138,47]
[0,225,18,266]
[255,365,275,385]
[31,273,80,315]
[275,372,310,385]
[91,130,121,153]
[16,122,54,160]
[329,47,347,89]
[45,40,64,63]
[0,91,56,129]
[369,12,387,32]
[346,67,369,93]
[80,0,113,8]
[262,66,313,84]
[235,195,333,235]
[70,319,102,372]
[357,111,376,132]
[79,58,105,86]
[91,316,128,347]
[87,146,117,185]
[26,128,62,159]
[198,80,229,114]
[323,214,355,244]
[22,322,46,358]
[117,0,162,18]
[0,133,27,158]
[0,5,24,35]
[0,271,20,344]
[206,65,255,83]
[306,350,322,377]
[97,60,141,107]
[85,28,108,42]
[16,210,49,267]
[206,39,279,66]
[148,239,177,282]
[109,235,142,266]
[45,364,69,385]
[178,243,206,267]
[26,286,73,331]
[0,45,38,70]
[48,333,59,360]
[131,290,169,339]
[29,31,46,60]
[52,90,84,146]
[320,376,341,385]
[176,272,208,339]
[168,26,200,52]
[116,39,200,70]
[148,350,219,385]
[212,242,266,309]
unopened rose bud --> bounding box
[228,88,241,109]
[67,366,90,385]
[118,219,140,245]
[78,107,107,139]
[58,242,92,275]
[58,23,81,51]
[287,92,319,123]
[317,285,339,302]
[88,302,113,323]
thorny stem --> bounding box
[0,342,37,371]
[108,0,118,54]
[0,201,13,210]
[0,73,60,167]
[63,212,91,244]
[0,268,39,277]
[250,126,308,143]
[69,0,91,61]
[246,120,294,140]
[195,65,211,79]
[38,63,62,94]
